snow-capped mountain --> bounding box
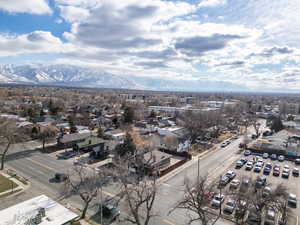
[0,64,142,89]
[0,64,246,92]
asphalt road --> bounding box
[1,136,246,225]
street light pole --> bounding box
[197,155,200,183]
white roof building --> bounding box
[0,195,78,225]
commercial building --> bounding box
[0,195,78,225]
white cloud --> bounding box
[0,0,51,15]
[59,5,90,23]
[0,31,67,57]
[198,0,227,8]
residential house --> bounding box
[105,129,126,141]
[73,136,108,153]
[141,150,172,175]
[57,133,91,148]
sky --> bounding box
[0,0,300,92]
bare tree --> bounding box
[270,184,290,225]
[114,157,157,225]
[181,111,207,143]
[61,166,99,219]
[250,115,261,137]
[36,125,58,150]
[170,176,221,225]
[0,118,25,170]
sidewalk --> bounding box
[0,170,29,198]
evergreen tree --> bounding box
[270,117,284,132]
[69,117,77,133]
[123,106,135,124]
[115,133,136,157]
[97,127,104,138]
[149,110,156,118]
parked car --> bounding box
[283,165,290,171]
[273,165,280,176]
[235,160,244,169]
[220,175,230,186]
[240,178,251,191]
[265,162,272,169]
[264,209,276,225]
[245,162,254,170]
[287,193,297,208]
[223,199,236,214]
[225,170,236,180]
[295,158,300,165]
[292,168,299,177]
[255,176,267,188]
[247,206,262,225]
[204,191,215,201]
[235,200,247,218]
[230,179,240,189]
[254,165,262,173]
[240,158,248,164]
[98,203,121,222]
[270,154,277,160]
[257,159,264,166]
[211,194,225,208]
[263,166,271,175]
[244,150,251,156]
[262,153,269,159]
[54,173,68,182]
[278,155,285,162]
[262,186,272,198]
[282,166,290,178]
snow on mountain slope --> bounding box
[0,64,246,92]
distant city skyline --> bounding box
[0,0,300,92]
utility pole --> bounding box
[197,155,200,183]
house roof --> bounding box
[0,195,78,225]
[143,150,172,165]
[58,133,91,144]
[75,136,105,148]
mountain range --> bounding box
[0,64,246,92]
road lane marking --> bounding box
[163,219,177,225]
[26,158,56,172]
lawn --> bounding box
[0,174,18,193]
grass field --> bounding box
[0,174,18,193]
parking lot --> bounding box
[210,151,300,225]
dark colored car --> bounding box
[263,166,271,175]
[247,206,262,225]
[295,158,300,165]
[287,193,297,208]
[254,165,262,173]
[255,176,267,188]
[98,203,121,222]
[54,173,68,182]
[292,168,299,177]
[240,158,248,164]
[219,175,230,186]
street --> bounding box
[1,135,243,225]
